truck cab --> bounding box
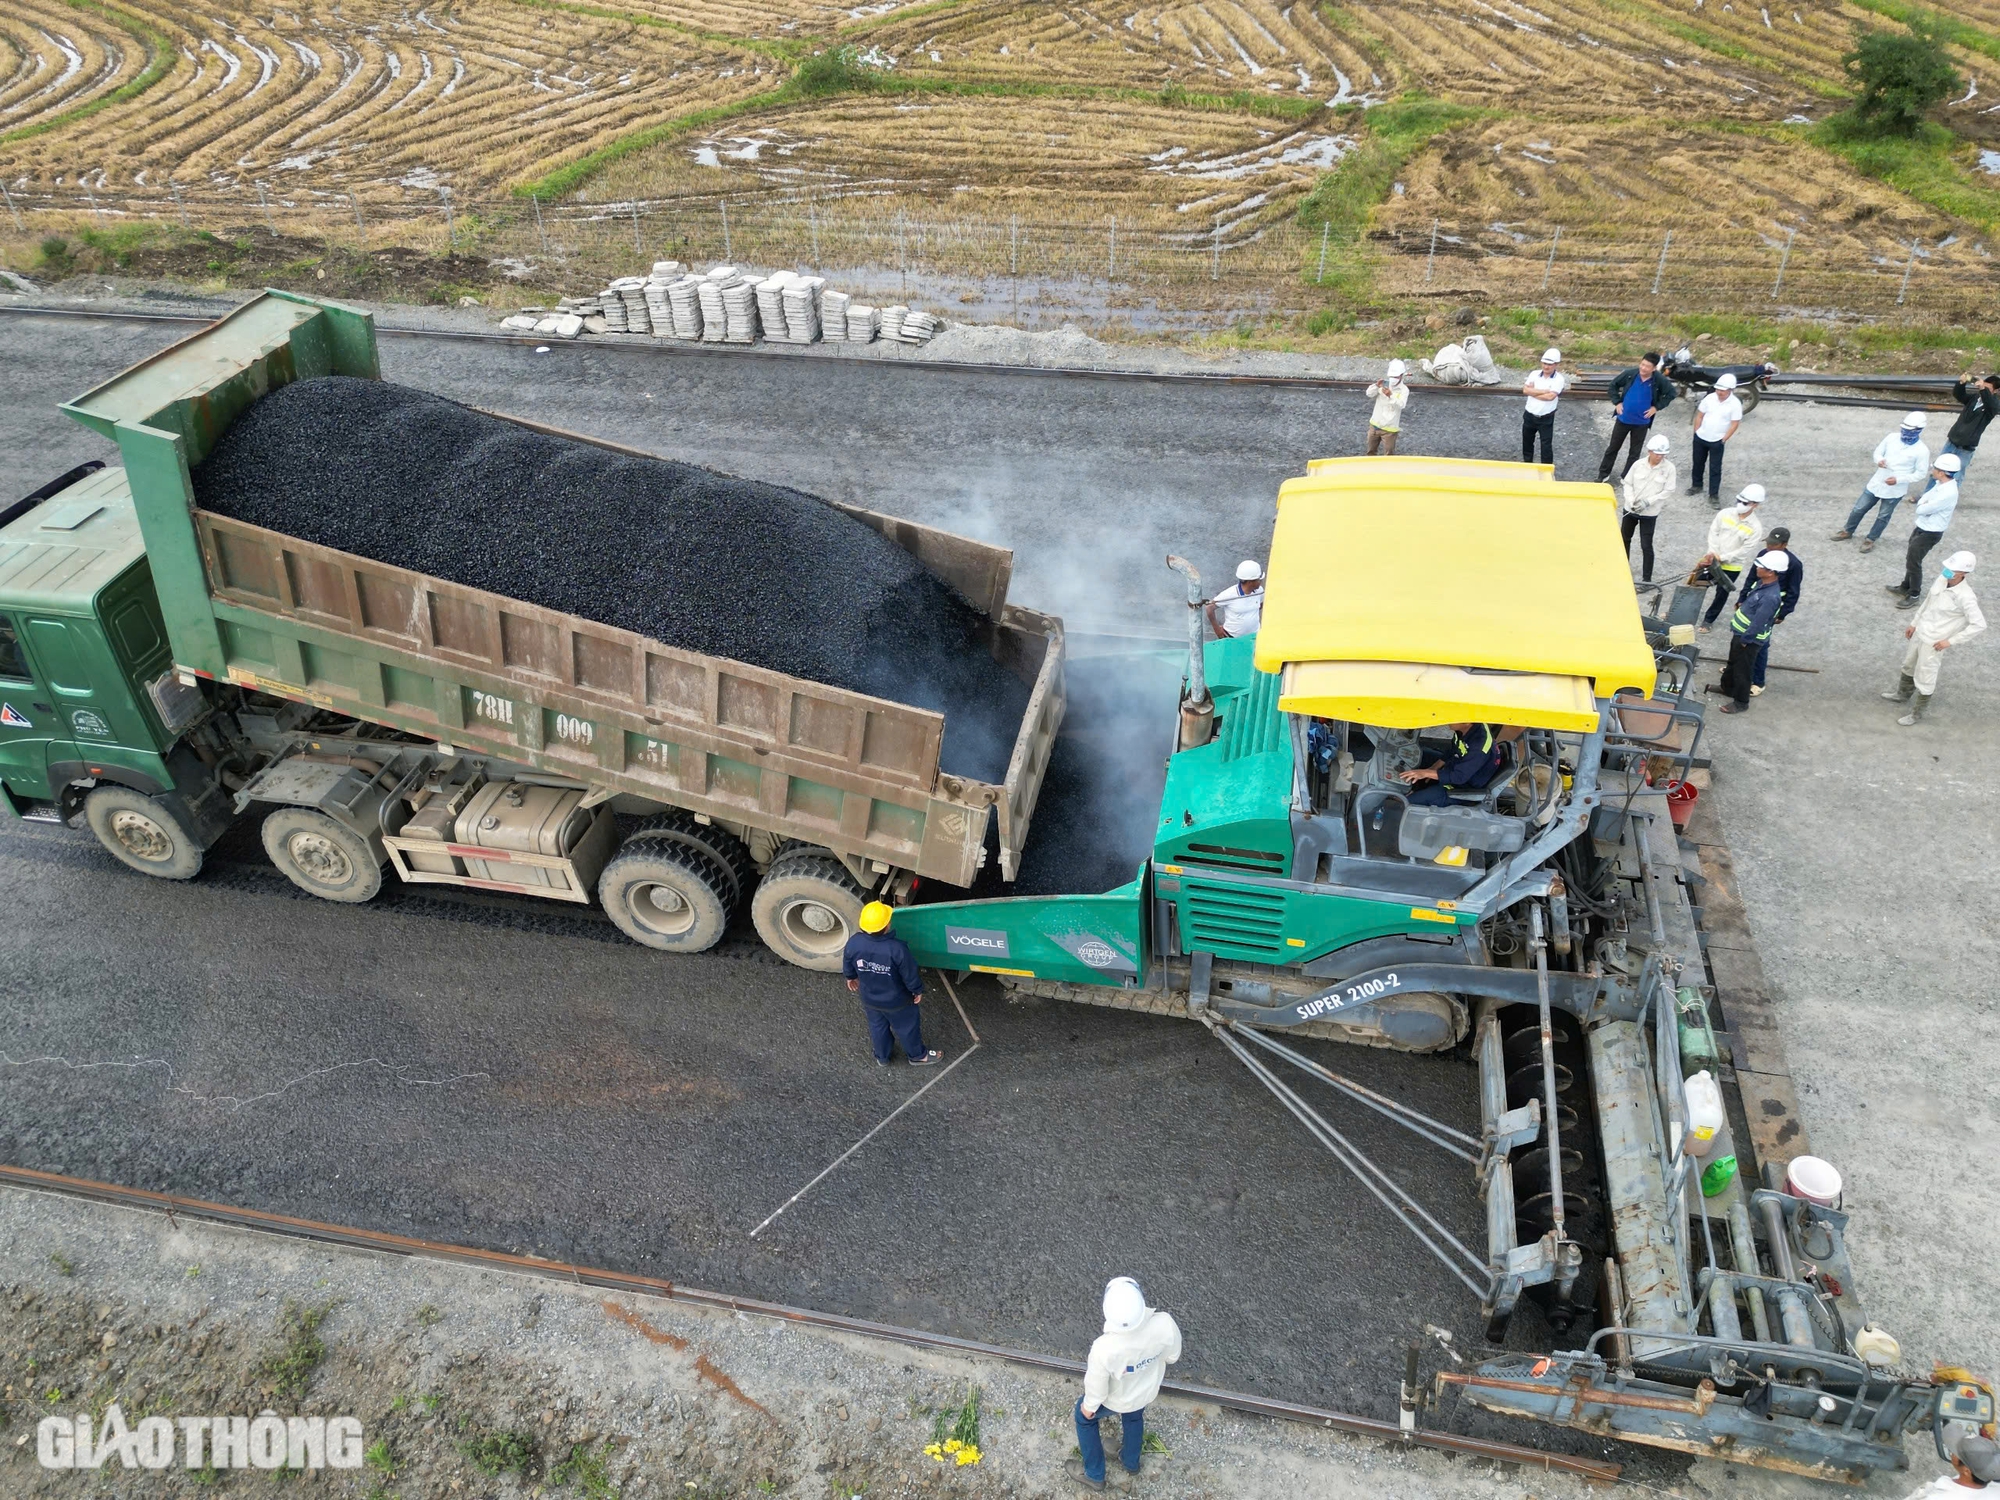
[0,463,228,865]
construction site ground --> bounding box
[0,301,1993,1497]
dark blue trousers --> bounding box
[1075,1399,1144,1482]
[864,1001,925,1063]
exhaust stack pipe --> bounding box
[1166,554,1214,749]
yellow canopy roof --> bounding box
[1252,457,1656,716]
[1279,661,1602,732]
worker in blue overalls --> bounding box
[1397,723,1511,807]
[1710,550,1788,715]
[843,902,942,1068]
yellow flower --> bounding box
[943,1439,963,1454]
[923,1444,944,1460]
[955,1445,982,1466]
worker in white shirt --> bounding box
[1688,373,1745,505]
[1521,347,1565,465]
[1070,1277,1182,1491]
[1206,559,1265,638]
[1694,484,1765,630]
[1364,360,1409,455]
[1882,549,1984,724]
[1901,1430,2000,1495]
[1619,433,1677,581]
[1890,452,1961,606]
[1835,412,1932,552]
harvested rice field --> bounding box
[2,0,1996,326]
[585,92,1356,238]
[0,0,775,194]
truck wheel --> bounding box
[622,812,757,911]
[84,785,203,881]
[261,808,383,903]
[751,851,866,972]
[599,843,731,953]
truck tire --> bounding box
[261,808,384,903]
[599,842,731,954]
[84,785,204,881]
[621,812,757,911]
[751,850,866,972]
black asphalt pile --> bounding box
[191,378,1029,781]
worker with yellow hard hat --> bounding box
[842,901,941,1068]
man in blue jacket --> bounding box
[1750,526,1803,697]
[1711,551,1787,714]
[1397,723,1510,806]
[1597,352,1678,482]
[843,903,942,1067]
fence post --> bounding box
[532,192,547,257]
[0,182,21,231]
[720,199,730,261]
[255,180,272,234]
[1540,226,1561,291]
[1315,220,1330,284]
[1897,239,1918,305]
[443,188,455,251]
[1011,214,1020,323]
[629,196,640,256]
[85,185,104,222]
[350,193,365,247]
[168,181,186,229]
[1425,218,1438,282]
[1212,215,1221,281]
[808,202,819,263]
[1770,226,1795,299]
[1651,230,1672,295]
[1109,215,1117,280]
[897,210,906,292]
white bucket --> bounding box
[1787,1155,1842,1207]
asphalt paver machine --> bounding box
[897,457,1979,1480]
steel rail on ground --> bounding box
[0,1163,1621,1481]
[0,302,1958,409]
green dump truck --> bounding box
[1,291,1063,970]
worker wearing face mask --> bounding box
[1694,484,1764,631]
[1882,550,1985,725]
[1834,412,1930,553]
[1071,1277,1182,1492]
[1364,360,1409,456]
[1889,453,1961,608]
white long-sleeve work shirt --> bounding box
[1621,457,1678,517]
[1911,477,1959,532]
[1910,576,1986,647]
[1866,433,1932,498]
[1366,381,1409,432]
[1705,506,1762,571]
[1082,1309,1183,1415]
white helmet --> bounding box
[1645,433,1671,453]
[1935,452,1963,474]
[1735,484,1766,506]
[1102,1277,1147,1332]
[1541,347,1562,364]
[1716,372,1738,390]
[1755,549,1790,572]
[1385,359,1406,379]
[1901,411,1928,429]
[1236,559,1264,582]
[1944,550,1976,572]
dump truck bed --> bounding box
[62,292,1062,885]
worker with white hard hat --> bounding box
[1709,549,1788,713]
[1364,360,1409,455]
[1835,411,1931,552]
[1891,451,1962,606]
[1618,432,1678,582]
[1071,1277,1182,1491]
[1694,484,1765,631]
[1883,549,1984,725]
[1688,372,1746,505]
[1207,559,1265,639]
[1750,526,1804,697]
[1902,1427,2000,1494]
[1521,347,1565,466]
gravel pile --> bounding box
[191,377,1032,782]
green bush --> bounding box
[1842,13,1960,134]
[791,44,879,98]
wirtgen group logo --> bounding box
[37,1404,365,1471]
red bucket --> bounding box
[1663,780,1698,829]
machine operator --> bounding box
[1396,723,1521,807]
